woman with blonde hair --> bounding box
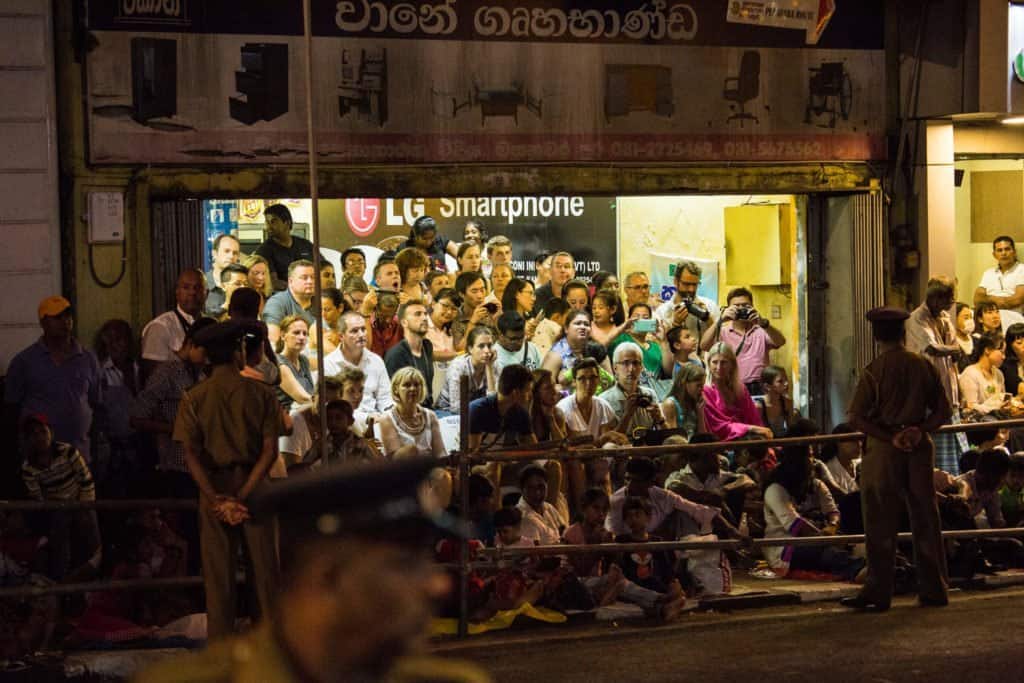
[660,362,706,439]
[702,342,771,441]
[377,366,451,506]
[378,366,447,459]
[274,315,314,410]
[242,253,273,300]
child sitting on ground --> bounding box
[562,488,678,614]
[20,414,102,581]
[614,497,685,619]
[999,452,1024,527]
[301,399,376,468]
[491,506,546,607]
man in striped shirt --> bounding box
[20,414,101,579]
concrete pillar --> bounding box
[918,121,957,293]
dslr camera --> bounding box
[635,394,653,408]
[679,295,711,322]
[735,306,752,321]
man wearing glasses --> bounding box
[653,261,718,341]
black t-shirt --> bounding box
[383,338,435,406]
[404,236,451,272]
[532,283,556,317]
[254,236,325,284]
[614,533,675,594]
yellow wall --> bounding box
[953,159,1024,302]
[617,195,799,373]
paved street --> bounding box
[438,590,1024,682]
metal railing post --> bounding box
[457,374,471,638]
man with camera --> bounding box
[700,287,786,396]
[655,261,717,340]
[601,342,666,441]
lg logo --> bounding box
[345,198,380,237]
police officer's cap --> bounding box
[865,306,910,324]
[248,458,467,544]
[191,320,244,352]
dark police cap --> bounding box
[191,320,244,351]
[191,320,264,352]
[248,458,467,543]
[865,306,910,324]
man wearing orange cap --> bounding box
[4,296,100,464]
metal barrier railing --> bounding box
[449,391,1024,636]
[2,383,1024,637]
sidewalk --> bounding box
[19,570,1024,681]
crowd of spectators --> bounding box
[5,211,1024,653]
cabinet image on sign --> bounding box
[229,43,289,125]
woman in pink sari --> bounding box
[702,342,773,441]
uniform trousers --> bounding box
[859,435,947,605]
[199,467,278,640]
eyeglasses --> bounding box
[626,283,650,290]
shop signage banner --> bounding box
[726,0,836,45]
[84,0,884,164]
[649,252,720,305]
[328,196,618,279]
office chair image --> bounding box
[804,61,852,128]
[723,50,760,127]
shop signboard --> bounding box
[85,0,885,164]
[330,196,618,278]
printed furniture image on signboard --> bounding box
[229,43,289,125]
[131,38,177,124]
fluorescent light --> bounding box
[1003,116,1024,125]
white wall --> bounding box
[0,0,61,371]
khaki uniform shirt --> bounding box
[173,365,280,469]
[848,348,950,428]
[136,622,492,683]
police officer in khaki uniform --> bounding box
[137,459,491,683]
[842,307,952,611]
[173,320,281,639]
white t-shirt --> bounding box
[495,341,543,374]
[140,307,195,362]
[763,480,838,570]
[654,294,718,337]
[378,407,447,458]
[978,262,1024,313]
[958,364,1005,414]
[555,394,616,440]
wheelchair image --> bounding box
[804,61,852,128]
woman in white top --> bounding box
[378,367,446,459]
[556,358,617,442]
[555,358,623,507]
[959,331,1007,416]
[762,447,863,579]
[436,325,498,413]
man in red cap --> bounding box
[842,306,951,612]
[4,296,100,472]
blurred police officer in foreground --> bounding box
[138,458,490,683]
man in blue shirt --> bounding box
[5,296,100,463]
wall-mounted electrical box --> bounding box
[88,192,125,244]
